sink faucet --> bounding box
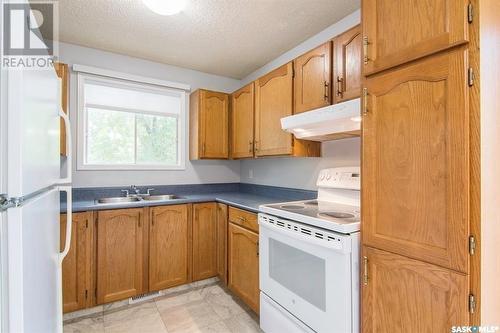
[130,185,140,195]
[122,185,155,198]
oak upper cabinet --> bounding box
[231,83,255,159]
[216,203,228,284]
[255,62,293,156]
[190,89,229,159]
[334,25,362,103]
[362,48,469,273]
[362,0,469,75]
[54,62,69,156]
[60,212,93,313]
[362,246,469,332]
[228,222,259,314]
[96,208,147,304]
[192,203,217,281]
[293,42,332,113]
[255,62,321,157]
[149,205,190,291]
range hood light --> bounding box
[142,0,187,15]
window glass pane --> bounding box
[86,107,135,164]
[136,114,178,164]
[85,81,181,114]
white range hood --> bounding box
[281,98,361,142]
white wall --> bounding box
[59,42,242,187]
[240,138,360,190]
[239,10,361,190]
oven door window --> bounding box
[269,238,326,311]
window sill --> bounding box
[76,164,186,171]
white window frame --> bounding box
[76,70,188,171]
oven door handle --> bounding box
[259,220,351,253]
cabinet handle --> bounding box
[256,241,259,257]
[336,76,343,96]
[363,36,370,65]
[237,216,246,222]
[248,140,253,153]
[254,140,259,152]
[324,81,329,101]
[363,88,369,115]
[363,256,368,285]
[202,143,206,156]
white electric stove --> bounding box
[258,167,360,333]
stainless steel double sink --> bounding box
[96,194,183,204]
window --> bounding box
[77,73,187,170]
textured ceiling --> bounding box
[54,0,360,79]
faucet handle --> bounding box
[147,188,155,195]
[120,189,129,197]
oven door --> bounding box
[259,214,356,333]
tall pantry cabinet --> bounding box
[360,0,490,330]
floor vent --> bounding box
[129,291,162,305]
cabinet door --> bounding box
[216,203,228,284]
[228,223,259,313]
[362,0,469,75]
[254,62,293,156]
[362,246,469,332]
[60,212,93,313]
[200,90,229,158]
[231,83,255,159]
[294,42,331,113]
[362,49,469,272]
[149,205,189,291]
[334,25,361,103]
[96,208,146,304]
[192,203,217,281]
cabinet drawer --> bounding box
[228,207,258,233]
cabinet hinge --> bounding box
[469,235,476,255]
[468,67,475,86]
[467,3,473,23]
[85,220,89,228]
[469,294,476,313]
[85,289,88,299]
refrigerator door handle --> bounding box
[58,185,72,263]
[57,107,72,184]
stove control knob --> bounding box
[320,173,325,180]
[326,173,331,180]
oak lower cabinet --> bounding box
[228,221,259,314]
[192,203,217,281]
[190,89,229,160]
[362,48,469,273]
[60,212,94,313]
[362,0,469,75]
[293,42,332,113]
[231,83,255,159]
[149,205,190,291]
[362,246,469,332]
[96,208,148,304]
[216,203,228,284]
[333,25,361,103]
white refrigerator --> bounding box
[0,65,73,331]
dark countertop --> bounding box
[61,183,317,214]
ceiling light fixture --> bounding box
[142,0,187,16]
